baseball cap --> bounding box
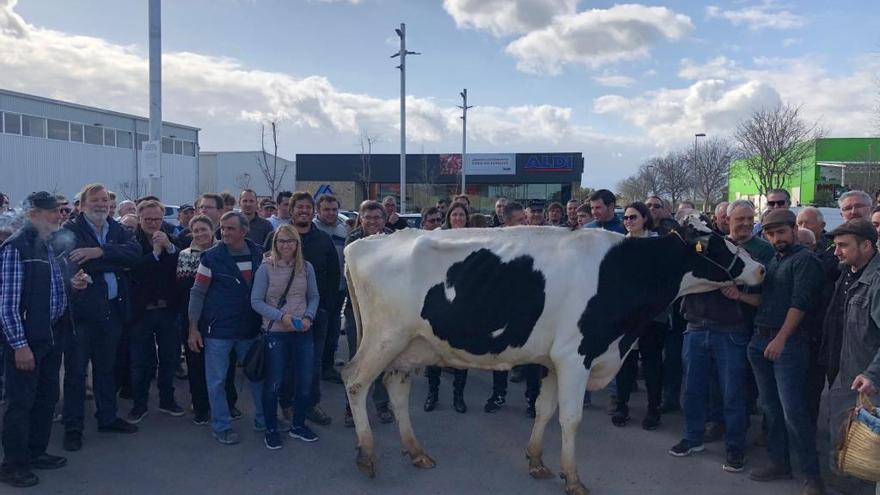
[829,218,878,244]
[26,191,61,210]
[179,204,195,212]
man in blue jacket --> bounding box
[187,211,264,445]
[61,184,140,453]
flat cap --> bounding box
[26,191,60,210]
[829,218,878,244]
[179,204,195,212]
[761,209,796,230]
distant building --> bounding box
[729,137,880,208]
[0,89,199,205]
[198,151,296,200]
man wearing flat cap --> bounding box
[723,208,826,493]
[822,218,880,488]
[0,192,89,488]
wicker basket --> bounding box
[838,393,880,482]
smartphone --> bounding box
[293,318,303,330]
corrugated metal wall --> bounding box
[199,151,296,197]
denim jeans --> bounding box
[63,302,123,431]
[263,331,313,431]
[281,309,327,410]
[748,332,820,477]
[204,337,264,433]
[130,308,180,411]
[682,327,749,453]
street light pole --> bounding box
[147,0,162,198]
[694,133,706,210]
[391,23,420,213]
[458,88,473,195]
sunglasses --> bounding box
[59,208,72,214]
[622,215,641,221]
[766,200,788,207]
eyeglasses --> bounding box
[646,203,663,209]
[276,239,298,245]
[142,217,163,223]
[622,215,641,221]
[766,200,788,207]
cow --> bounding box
[341,214,765,495]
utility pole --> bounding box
[147,0,162,198]
[458,88,473,195]
[391,23,419,213]
[694,132,705,210]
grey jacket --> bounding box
[823,254,880,387]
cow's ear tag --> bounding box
[695,243,703,253]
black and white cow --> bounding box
[342,214,764,495]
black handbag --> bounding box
[243,267,297,381]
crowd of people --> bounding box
[1,184,880,495]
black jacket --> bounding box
[62,214,140,323]
[129,227,180,322]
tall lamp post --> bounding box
[694,132,706,210]
[391,23,419,213]
[458,88,473,195]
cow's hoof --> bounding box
[407,452,436,469]
[563,480,590,495]
[356,448,377,478]
[529,463,554,480]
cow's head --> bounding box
[675,213,765,296]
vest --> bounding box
[3,226,57,346]
[262,261,308,330]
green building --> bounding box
[729,137,880,207]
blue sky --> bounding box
[2,0,878,188]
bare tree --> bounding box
[649,152,693,207]
[256,122,290,199]
[234,172,252,191]
[116,181,146,202]
[616,174,653,205]
[357,130,379,201]
[733,104,826,197]
[571,186,594,202]
[689,137,736,211]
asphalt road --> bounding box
[9,357,864,495]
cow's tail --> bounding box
[345,263,365,360]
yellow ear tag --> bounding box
[695,243,703,253]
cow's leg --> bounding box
[384,370,435,469]
[556,366,590,495]
[527,370,558,480]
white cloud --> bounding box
[592,71,636,88]
[442,0,577,37]
[706,2,807,31]
[678,56,738,80]
[594,55,877,146]
[782,37,802,47]
[0,0,28,38]
[505,4,693,75]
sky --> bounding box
[1,0,878,189]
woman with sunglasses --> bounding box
[611,202,666,430]
[424,202,471,414]
[251,224,319,450]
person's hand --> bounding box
[263,252,274,262]
[152,231,172,255]
[852,374,877,395]
[187,330,203,353]
[69,247,103,264]
[14,346,35,371]
[301,317,312,332]
[764,336,787,361]
[720,286,741,301]
[389,212,399,224]
[71,269,90,290]
[280,315,294,331]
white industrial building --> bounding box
[198,151,296,199]
[0,89,200,206]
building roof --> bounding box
[0,88,200,132]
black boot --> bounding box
[611,403,630,427]
[453,393,467,414]
[424,390,439,412]
[484,393,506,413]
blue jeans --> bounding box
[262,331,313,432]
[748,332,820,477]
[682,328,749,453]
[204,337,264,434]
[130,308,180,411]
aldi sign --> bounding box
[524,154,574,173]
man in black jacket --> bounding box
[0,192,85,488]
[125,200,183,424]
[269,192,340,426]
[61,184,139,453]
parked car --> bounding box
[163,205,179,227]
[400,213,422,229]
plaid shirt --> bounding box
[0,241,68,349]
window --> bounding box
[21,115,46,138]
[173,139,183,155]
[3,112,20,134]
[136,133,148,151]
[183,141,196,156]
[116,131,132,149]
[103,128,116,147]
[70,123,84,143]
[47,119,70,141]
[161,137,174,154]
[84,125,103,145]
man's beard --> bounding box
[84,210,107,225]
